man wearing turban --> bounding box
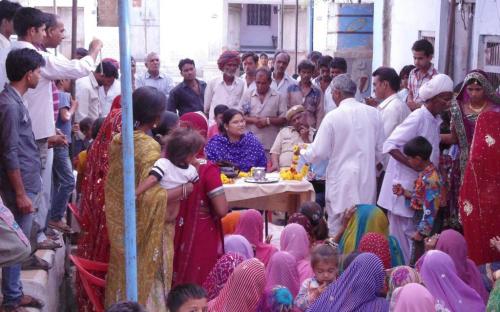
[378,74,454,264]
[204,50,245,125]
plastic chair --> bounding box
[67,202,83,226]
[69,255,108,312]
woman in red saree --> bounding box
[459,110,500,265]
[76,96,122,311]
[444,70,500,226]
[172,112,228,286]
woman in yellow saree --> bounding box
[104,87,170,310]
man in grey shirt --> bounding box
[136,52,174,99]
[0,48,45,310]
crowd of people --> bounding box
[0,1,499,312]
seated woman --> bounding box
[338,204,405,267]
[280,223,314,283]
[419,250,485,311]
[205,109,267,172]
[208,258,266,312]
[435,229,489,302]
[234,209,277,266]
[224,234,254,260]
[306,253,389,312]
[288,201,329,244]
[202,252,245,300]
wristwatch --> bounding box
[266,117,271,126]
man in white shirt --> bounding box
[75,61,117,121]
[135,52,174,99]
[0,0,22,88]
[9,7,102,248]
[378,74,453,264]
[98,76,120,117]
[302,74,384,236]
[97,60,120,117]
[372,67,411,170]
[204,50,245,124]
[270,51,296,97]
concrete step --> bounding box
[0,235,67,312]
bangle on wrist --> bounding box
[266,117,271,126]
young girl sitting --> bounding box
[136,127,205,220]
[294,239,340,311]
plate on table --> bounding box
[244,177,280,184]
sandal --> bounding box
[1,305,29,312]
[18,295,44,309]
[37,239,62,250]
[21,255,52,271]
[48,220,72,234]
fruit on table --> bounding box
[220,173,234,184]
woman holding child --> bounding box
[172,112,229,287]
[105,87,195,309]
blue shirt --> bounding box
[56,91,72,143]
[0,84,41,212]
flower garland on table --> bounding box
[280,144,310,180]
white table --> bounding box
[223,173,316,235]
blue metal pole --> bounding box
[118,0,138,301]
[308,0,314,53]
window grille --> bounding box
[247,4,271,26]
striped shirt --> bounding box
[408,64,438,104]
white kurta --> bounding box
[378,93,411,168]
[98,79,121,117]
[11,41,95,140]
[303,97,384,217]
[377,106,442,218]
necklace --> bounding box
[468,101,487,114]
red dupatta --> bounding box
[173,113,224,286]
[459,110,500,265]
[76,96,122,311]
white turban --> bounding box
[418,74,454,101]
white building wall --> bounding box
[159,0,224,79]
[471,0,500,69]
[312,0,329,53]
[372,0,446,74]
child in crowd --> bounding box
[393,136,442,265]
[75,118,104,195]
[135,127,204,220]
[72,117,94,158]
[295,240,340,311]
[167,283,208,312]
[207,104,229,139]
[55,79,78,142]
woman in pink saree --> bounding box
[234,209,277,266]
